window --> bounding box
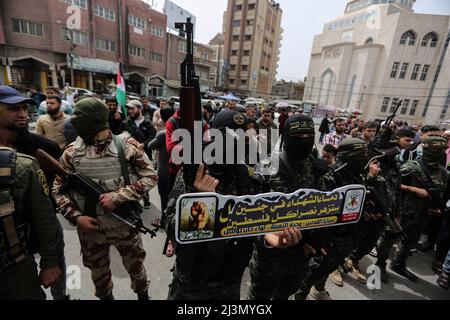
[61,0,86,9]
[410,100,418,116]
[202,52,209,60]
[229,78,236,84]
[61,27,87,45]
[245,35,252,41]
[390,62,400,78]
[399,63,409,79]
[231,50,238,56]
[150,52,163,63]
[421,32,438,47]
[232,35,240,41]
[365,37,373,44]
[400,30,416,45]
[150,25,163,37]
[420,65,430,81]
[129,45,145,58]
[243,50,250,56]
[94,5,115,21]
[242,65,248,71]
[400,99,410,115]
[96,38,115,52]
[12,19,43,36]
[230,65,236,71]
[233,20,241,27]
[128,14,146,29]
[411,64,421,80]
[248,4,256,10]
[381,97,390,113]
[390,98,399,113]
[236,5,242,11]
[178,41,187,53]
[241,79,247,85]
[247,20,254,26]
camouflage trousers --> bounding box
[79,225,149,299]
[168,266,242,300]
[248,246,309,300]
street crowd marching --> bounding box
[0,83,449,300]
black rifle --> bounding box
[365,186,407,242]
[175,18,203,188]
[35,149,157,237]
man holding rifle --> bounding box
[53,98,158,300]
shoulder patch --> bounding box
[36,169,50,196]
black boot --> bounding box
[137,291,150,300]
[390,263,419,283]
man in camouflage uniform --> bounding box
[165,109,301,300]
[0,86,61,299]
[295,138,370,300]
[387,136,448,282]
[248,115,328,300]
[53,98,158,300]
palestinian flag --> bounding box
[116,62,127,117]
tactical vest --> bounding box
[69,134,138,229]
[0,148,28,272]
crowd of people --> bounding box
[0,83,449,300]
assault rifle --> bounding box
[35,149,158,237]
[174,17,203,188]
[365,186,407,242]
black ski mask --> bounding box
[422,136,447,167]
[283,115,315,160]
[337,138,369,173]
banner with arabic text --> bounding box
[175,185,366,244]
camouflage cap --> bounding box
[423,136,447,151]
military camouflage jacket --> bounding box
[53,132,157,223]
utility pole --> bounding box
[64,30,76,87]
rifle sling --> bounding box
[113,135,131,187]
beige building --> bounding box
[304,0,450,125]
[223,0,283,98]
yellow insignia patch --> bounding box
[36,169,50,196]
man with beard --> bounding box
[120,100,156,208]
[164,109,302,300]
[53,98,158,300]
[35,96,69,149]
[105,96,123,135]
[388,136,448,282]
[295,138,370,300]
[257,108,278,156]
[324,118,350,149]
[0,85,61,299]
[248,115,328,300]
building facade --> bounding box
[0,0,167,96]
[304,0,450,125]
[271,79,305,101]
[223,0,283,99]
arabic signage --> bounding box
[67,55,119,74]
[175,185,366,244]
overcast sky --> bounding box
[150,0,450,82]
